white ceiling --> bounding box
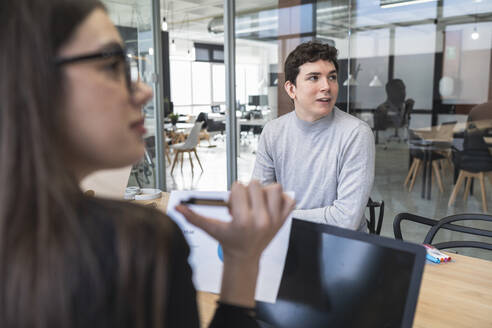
[102,0,492,43]
[104,0,277,35]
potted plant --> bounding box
[168,113,179,126]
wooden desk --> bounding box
[136,195,492,328]
[413,252,492,328]
[195,254,492,328]
[238,118,268,127]
[132,191,170,209]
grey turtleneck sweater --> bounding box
[252,108,375,231]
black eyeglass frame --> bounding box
[55,48,136,93]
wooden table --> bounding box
[412,253,492,328]
[194,254,492,328]
[132,191,170,210]
[135,194,492,328]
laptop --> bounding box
[256,219,426,328]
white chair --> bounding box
[170,121,204,174]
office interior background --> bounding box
[102,0,492,260]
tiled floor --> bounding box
[133,137,492,261]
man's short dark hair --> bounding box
[284,41,339,86]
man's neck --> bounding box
[294,108,333,123]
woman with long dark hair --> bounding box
[0,0,295,327]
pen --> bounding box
[181,197,228,207]
[426,253,440,263]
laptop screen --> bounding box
[257,219,426,328]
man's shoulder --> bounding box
[262,111,294,132]
[333,107,372,133]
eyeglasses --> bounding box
[55,47,139,94]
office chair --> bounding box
[448,127,492,212]
[372,109,388,146]
[131,138,156,187]
[195,112,211,145]
[170,121,204,174]
[394,212,492,251]
[366,198,384,235]
[195,112,208,128]
[404,129,446,193]
[205,116,226,142]
[404,151,446,193]
[435,121,457,172]
[131,148,155,187]
[388,98,414,143]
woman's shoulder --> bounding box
[79,196,182,242]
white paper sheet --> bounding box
[166,190,293,303]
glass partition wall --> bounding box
[108,0,492,259]
[231,0,492,259]
[104,0,161,189]
[166,0,228,190]
[347,0,492,254]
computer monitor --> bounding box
[248,95,260,107]
[248,95,268,107]
[256,219,426,328]
[211,105,221,113]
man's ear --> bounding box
[284,80,296,100]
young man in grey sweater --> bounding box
[252,42,375,231]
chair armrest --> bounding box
[394,213,492,245]
[393,213,439,240]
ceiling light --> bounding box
[170,39,176,52]
[344,64,361,86]
[343,74,358,86]
[369,75,383,87]
[381,0,437,9]
[161,17,168,31]
[471,27,480,40]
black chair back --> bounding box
[464,126,491,152]
[195,112,208,129]
[367,198,384,235]
[206,117,225,133]
[394,212,492,251]
[401,98,414,128]
[373,109,388,131]
[455,127,492,172]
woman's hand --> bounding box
[175,180,295,263]
[175,180,295,307]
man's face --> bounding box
[284,59,339,122]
